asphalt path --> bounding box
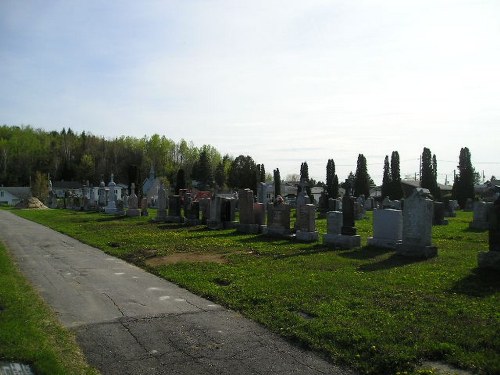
[0,210,355,375]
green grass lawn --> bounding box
[11,208,500,375]
[0,241,100,375]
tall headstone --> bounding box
[126,183,141,217]
[185,201,200,225]
[478,195,500,270]
[98,178,106,208]
[367,209,403,248]
[199,198,211,225]
[238,189,260,234]
[104,174,119,214]
[444,200,457,217]
[166,195,182,223]
[295,204,318,242]
[208,196,223,229]
[155,183,167,221]
[221,197,237,228]
[322,211,343,246]
[396,188,437,258]
[257,182,268,204]
[469,201,492,230]
[341,194,356,236]
[141,197,149,216]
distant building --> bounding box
[401,179,453,198]
[0,187,32,206]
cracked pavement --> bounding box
[0,211,355,375]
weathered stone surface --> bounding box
[367,209,402,249]
[396,189,437,258]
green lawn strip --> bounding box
[0,241,99,375]
[11,208,500,375]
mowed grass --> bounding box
[12,208,500,375]
[0,241,99,375]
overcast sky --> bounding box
[1,0,499,184]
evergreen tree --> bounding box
[354,154,370,197]
[326,159,339,198]
[300,161,309,182]
[421,147,440,199]
[452,147,475,208]
[381,155,391,199]
[257,164,266,183]
[214,162,226,189]
[194,149,212,190]
[273,168,281,197]
[389,151,403,199]
[228,155,257,190]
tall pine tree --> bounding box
[421,147,440,200]
[381,155,391,199]
[452,147,475,208]
[326,159,339,198]
[389,151,403,199]
[354,154,370,198]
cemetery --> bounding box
[10,190,499,375]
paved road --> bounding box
[0,210,355,375]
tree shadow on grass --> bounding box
[450,268,500,297]
[357,253,428,272]
[338,246,394,260]
[156,223,187,230]
[463,227,488,233]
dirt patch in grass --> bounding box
[145,252,229,266]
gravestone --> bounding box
[464,198,473,211]
[140,197,148,216]
[265,202,291,236]
[208,196,223,229]
[185,201,200,225]
[318,192,329,217]
[295,204,319,242]
[0,361,36,375]
[354,198,366,220]
[98,178,106,208]
[328,198,341,211]
[341,194,356,236]
[254,203,266,226]
[469,201,492,230]
[221,197,237,228]
[478,195,500,270]
[126,183,141,217]
[367,209,403,248]
[396,188,437,258]
[238,189,260,234]
[199,198,211,225]
[433,201,448,225]
[364,197,375,211]
[322,211,343,246]
[166,195,182,223]
[104,174,119,214]
[257,182,268,204]
[444,200,457,217]
[155,183,167,221]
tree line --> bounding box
[1,125,477,207]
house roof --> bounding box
[401,179,452,191]
[0,187,32,200]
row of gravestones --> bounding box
[77,179,499,269]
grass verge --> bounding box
[0,240,99,375]
[11,208,500,375]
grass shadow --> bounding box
[450,268,500,297]
[463,227,488,233]
[357,253,428,272]
[156,223,188,230]
[338,246,394,260]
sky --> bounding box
[1,0,499,185]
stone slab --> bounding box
[0,362,35,375]
[367,237,402,249]
[295,230,319,242]
[323,234,361,249]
